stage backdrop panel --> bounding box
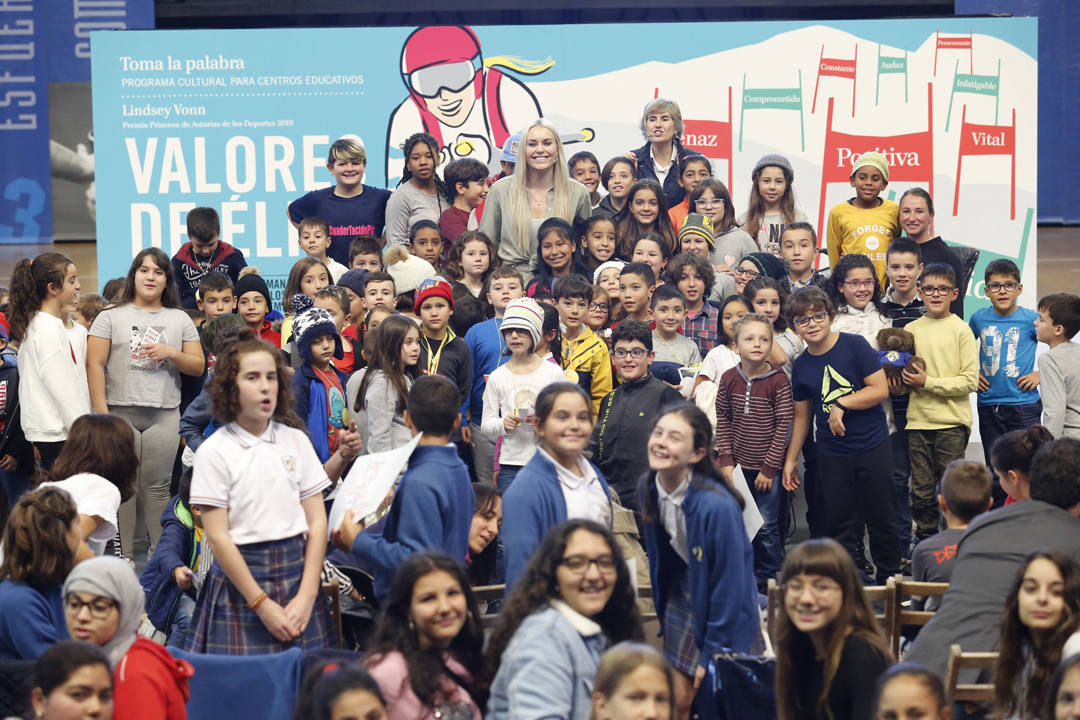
[91,18,1036,312]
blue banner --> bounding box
[0,0,152,244]
[0,1,49,244]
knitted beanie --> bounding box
[413,277,455,313]
[593,260,627,285]
[500,297,544,347]
[384,246,436,295]
[290,294,343,361]
[741,252,787,281]
[851,151,889,182]
[752,153,794,181]
[337,268,369,299]
[234,272,272,308]
[678,213,716,248]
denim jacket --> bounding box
[487,601,607,720]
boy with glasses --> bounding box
[903,264,979,542]
[968,259,1040,505]
[590,320,682,512]
[782,287,898,583]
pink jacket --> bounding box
[366,650,481,720]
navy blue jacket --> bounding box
[642,476,760,666]
[350,444,474,600]
[631,140,703,207]
[291,361,348,463]
[139,496,196,635]
[502,451,613,592]
[178,385,216,453]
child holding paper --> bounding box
[332,374,474,601]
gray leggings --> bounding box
[110,405,180,558]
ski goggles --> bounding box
[408,59,479,98]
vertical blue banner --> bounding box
[0,0,153,244]
[0,1,50,243]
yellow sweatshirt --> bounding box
[826,198,900,288]
[561,325,613,418]
[905,313,979,430]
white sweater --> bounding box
[17,313,91,442]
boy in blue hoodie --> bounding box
[289,295,350,464]
[332,374,474,601]
[139,467,207,645]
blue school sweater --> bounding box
[642,478,760,666]
[464,317,507,423]
[0,581,68,659]
[502,451,613,592]
[350,444,473,600]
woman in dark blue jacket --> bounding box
[639,403,759,706]
[630,98,704,208]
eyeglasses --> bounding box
[560,554,617,575]
[921,285,956,297]
[792,311,829,327]
[694,198,724,209]
[612,347,647,359]
[65,596,118,619]
[986,281,1020,293]
[783,580,842,597]
[842,279,876,289]
[589,302,609,313]
[734,267,760,279]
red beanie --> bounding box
[413,278,455,313]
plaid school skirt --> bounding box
[662,568,700,675]
[183,534,333,655]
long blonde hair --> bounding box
[508,119,577,254]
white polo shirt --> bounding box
[190,421,330,545]
[656,475,690,564]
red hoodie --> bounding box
[114,636,193,720]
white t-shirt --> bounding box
[480,360,567,466]
[698,344,739,382]
[189,421,331,545]
[41,474,121,556]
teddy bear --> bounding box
[876,327,926,383]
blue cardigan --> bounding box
[642,476,760,666]
[291,361,348,463]
[502,451,614,592]
[350,444,474,600]
[0,581,68,659]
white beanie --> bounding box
[383,245,436,295]
[593,260,627,284]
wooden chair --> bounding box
[766,576,897,649]
[945,644,998,703]
[890,575,949,658]
[321,579,343,648]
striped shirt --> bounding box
[714,364,795,479]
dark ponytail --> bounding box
[8,252,73,343]
[990,424,1054,476]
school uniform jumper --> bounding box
[642,478,760,673]
[501,451,613,592]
